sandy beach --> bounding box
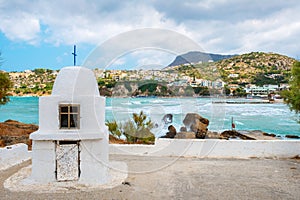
[1,155,299,200]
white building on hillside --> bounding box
[245,85,277,95]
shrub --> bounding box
[105,120,122,139]
[106,111,155,144]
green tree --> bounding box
[33,68,46,75]
[281,61,300,118]
[0,52,12,105]
[0,72,12,105]
[252,73,282,86]
[224,85,231,96]
[193,86,210,96]
[234,87,247,97]
[97,78,116,88]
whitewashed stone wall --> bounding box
[0,144,30,170]
[110,139,300,158]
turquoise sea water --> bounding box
[0,96,299,137]
[0,96,39,124]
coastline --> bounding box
[7,94,286,103]
[1,96,299,138]
[0,120,299,150]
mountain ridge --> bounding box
[167,51,236,67]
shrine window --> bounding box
[59,104,80,129]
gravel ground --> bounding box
[1,155,300,200]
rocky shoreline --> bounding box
[160,113,299,140]
[0,120,38,149]
[0,118,299,150]
[0,120,130,149]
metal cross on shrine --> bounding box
[72,45,77,66]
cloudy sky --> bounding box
[0,0,299,71]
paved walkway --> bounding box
[1,155,300,200]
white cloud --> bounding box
[131,49,175,70]
[82,28,203,69]
[179,2,300,57]
[0,12,40,44]
[106,50,171,70]
[231,6,300,55]
[0,0,300,58]
[37,1,185,46]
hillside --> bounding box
[217,52,296,85]
[6,52,297,97]
[167,51,235,67]
[166,52,296,85]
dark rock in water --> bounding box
[220,130,255,140]
[206,131,220,139]
[285,135,300,139]
[199,118,209,125]
[167,125,177,138]
[162,114,173,124]
[263,132,276,137]
[291,155,300,159]
[160,125,177,138]
[195,129,207,138]
[174,132,196,139]
[168,125,176,134]
[183,113,209,139]
[180,126,187,132]
[183,113,209,126]
[239,130,278,140]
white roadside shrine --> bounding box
[30,66,109,184]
